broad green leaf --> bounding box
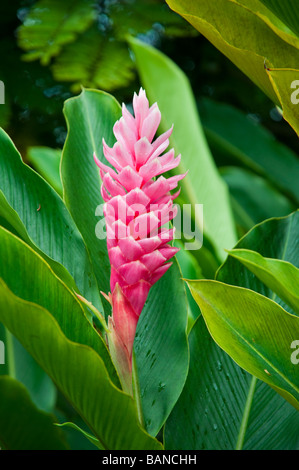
[17,0,97,65]
[0,281,163,450]
[234,0,299,47]
[0,127,103,314]
[0,191,79,296]
[166,0,299,135]
[200,98,299,205]
[266,67,299,138]
[175,240,203,324]
[259,0,299,37]
[243,372,299,450]
[135,260,189,436]
[184,211,299,449]
[187,279,299,410]
[128,36,237,264]
[228,249,299,316]
[217,211,299,315]
[164,315,299,450]
[0,205,60,414]
[0,226,117,384]
[61,89,121,314]
[0,376,67,450]
[27,146,63,196]
[61,89,189,436]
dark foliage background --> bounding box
[1,0,297,157]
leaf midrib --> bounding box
[201,288,299,394]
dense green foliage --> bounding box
[0,0,298,450]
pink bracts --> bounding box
[95,88,185,393]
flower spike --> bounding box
[95,88,186,393]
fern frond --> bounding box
[17,0,97,65]
[51,27,135,92]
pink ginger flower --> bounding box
[94,88,186,393]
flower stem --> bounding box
[132,349,144,428]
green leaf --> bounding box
[177,211,299,449]
[0,127,102,314]
[235,0,299,44]
[135,259,189,436]
[266,67,299,138]
[217,210,299,315]
[0,191,79,297]
[0,280,163,450]
[61,88,189,436]
[56,422,103,449]
[200,98,299,205]
[174,240,203,324]
[164,315,299,450]
[129,36,237,264]
[17,0,97,65]
[228,249,299,316]
[243,372,299,450]
[0,376,67,450]
[220,166,296,233]
[259,0,299,37]
[27,146,63,196]
[166,0,299,135]
[61,89,122,313]
[0,328,57,413]
[0,226,117,384]
[187,279,299,410]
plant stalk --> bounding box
[132,349,144,428]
